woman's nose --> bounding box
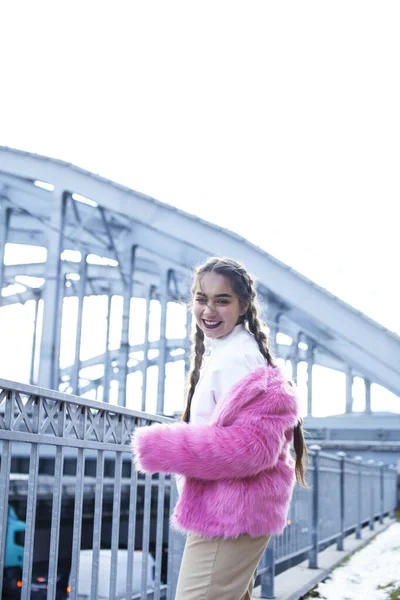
[203,302,217,315]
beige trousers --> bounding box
[175,532,270,600]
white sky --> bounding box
[0,2,399,414]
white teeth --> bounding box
[204,320,219,325]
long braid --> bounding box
[181,325,205,423]
[245,280,276,367]
[244,275,308,486]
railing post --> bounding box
[378,462,384,524]
[0,390,13,597]
[368,460,375,530]
[167,480,184,600]
[260,540,275,599]
[309,445,320,569]
[337,452,346,551]
[354,456,362,539]
[389,465,396,518]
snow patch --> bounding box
[314,522,400,600]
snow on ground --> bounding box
[311,522,400,600]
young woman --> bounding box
[132,257,307,599]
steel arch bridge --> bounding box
[1,147,400,431]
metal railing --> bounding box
[0,379,175,600]
[256,445,398,598]
[0,379,398,600]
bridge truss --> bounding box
[1,147,399,421]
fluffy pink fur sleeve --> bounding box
[131,412,296,480]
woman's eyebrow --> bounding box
[195,292,233,299]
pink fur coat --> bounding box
[131,365,299,539]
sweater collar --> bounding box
[209,323,246,353]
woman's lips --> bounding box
[202,319,222,329]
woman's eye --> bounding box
[196,297,206,303]
[217,300,228,305]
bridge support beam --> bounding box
[346,367,353,413]
[185,307,192,377]
[38,191,66,390]
[118,245,136,407]
[157,269,170,414]
[103,292,112,403]
[307,340,315,417]
[71,255,87,395]
[266,299,281,356]
[291,331,302,385]
[141,285,154,412]
[29,293,40,385]
[365,378,371,414]
[0,200,10,297]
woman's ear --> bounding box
[240,302,249,316]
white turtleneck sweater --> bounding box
[176,324,266,495]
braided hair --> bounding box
[181,256,308,487]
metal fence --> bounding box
[0,379,398,600]
[0,379,175,600]
[257,446,398,598]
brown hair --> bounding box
[181,256,308,487]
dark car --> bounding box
[2,567,69,600]
[30,571,70,600]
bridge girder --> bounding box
[1,146,400,410]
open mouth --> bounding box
[202,319,222,329]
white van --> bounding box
[67,549,155,599]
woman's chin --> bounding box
[203,326,224,339]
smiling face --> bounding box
[193,271,248,339]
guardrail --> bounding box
[0,379,174,600]
[0,379,398,600]
[256,446,398,598]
